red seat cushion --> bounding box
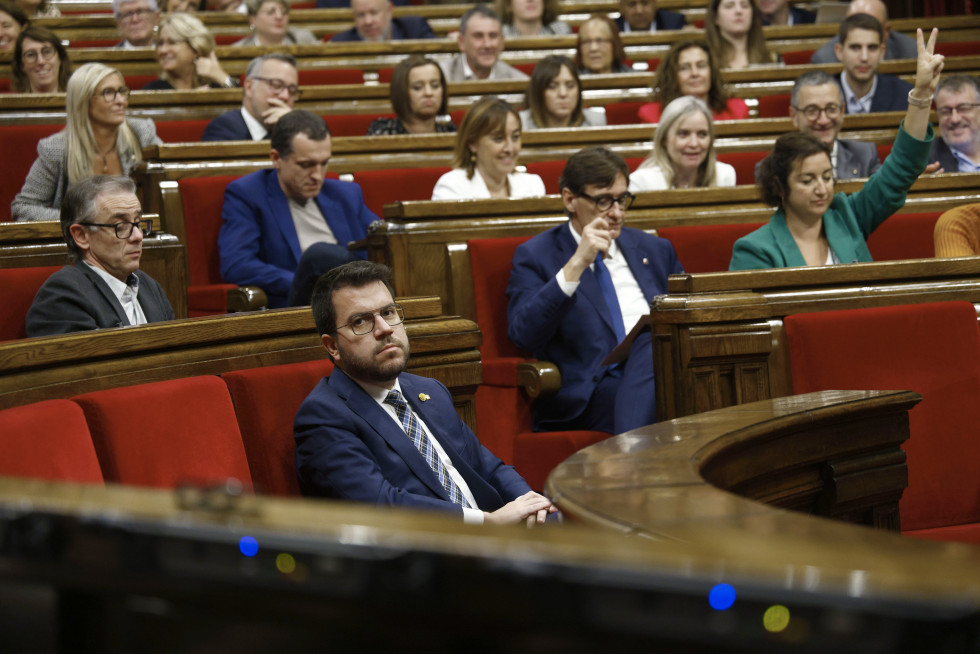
[155,119,211,143]
[298,69,364,85]
[514,430,610,493]
[0,123,63,222]
[0,265,62,341]
[73,376,252,489]
[524,160,565,195]
[604,101,645,125]
[781,51,814,65]
[222,359,334,497]
[785,301,980,535]
[323,113,394,137]
[657,223,764,273]
[757,93,791,118]
[469,236,532,361]
[867,212,940,261]
[715,151,768,185]
[0,400,103,484]
[351,167,451,218]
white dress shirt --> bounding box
[840,72,878,114]
[83,261,147,326]
[240,107,268,140]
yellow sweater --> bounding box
[934,203,980,258]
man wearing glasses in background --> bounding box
[507,146,683,435]
[203,54,300,142]
[113,0,159,49]
[26,176,174,337]
[930,75,980,174]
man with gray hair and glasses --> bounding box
[930,75,980,174]
[203,53,301,141]
[113,0,159,48]
[26,175,174,337]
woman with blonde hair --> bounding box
[233,0,317,46]
[12,63,162,221]
[431,96,545,200]
[630,96,736,191]
[12,25,72,93]
[144,13,236,90]
[521,55,606,129]
[495,0,570,37]
[705,0,778,69]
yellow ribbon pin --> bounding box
[418,393,430,402]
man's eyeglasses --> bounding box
[98,86,131,102]
[937,103,980,118]
[251,76,302,98]
[22,46,57,65]
[117,7,155,20]
[333,303,405,335]
[794,104,842,120]
[79,219,152,239]
[578,190,634,212]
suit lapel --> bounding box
[77,263,128,326]
[266,171,303,264]
[618,229,659,303]
[836,141,859,179]
[558,224,619,337]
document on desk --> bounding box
[600,315,650,366]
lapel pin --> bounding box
[419,393,430,402]
[642,257,649,265]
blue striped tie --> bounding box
[384,390,466,507]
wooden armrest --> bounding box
[348,238,367,252]
[227,286,268,313]
[517,360,561,399]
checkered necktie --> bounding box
[384,389,466,507]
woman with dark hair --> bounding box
[575,15,631,75]
[520,55,606,129]
[638,40,749,124]
[368,55,457,136]
[431,96,545,200]
[0,0,27,52]
[705,0,778,69]
[494,0,570,37]
[12,25,71,93]
[730,29,944,270]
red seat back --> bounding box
[604,101,645,125]
[0,400,103,484]
[155,119,211,143]
[523,160,566,195]
[179,175,241,288]
[785,301,980,532]
[323,113,394,137]
[298,68,364,85]
[1,123,64,222]
[468,236,533,361]
[0,265,63,341]
[222,359,335,497]
[935,41,980,56]
[657,223,764,273]
[757,93,791,118]
[715,151,768,185]
[867,212,940,261]
[73,376,252,489]
[781,50,814,65]
[125,73,161,90]
[351,166,451,217]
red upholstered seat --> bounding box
[124,74,161,90]
[352,166,452,218]
[0,265,62,341]
[0,400,103,484]
[73,376,253,489]
[784,301,980,541]
[298,69,364,85]
[0,123,63,222]
[469,237,609,491]
[523,160,565,195]
[781,51,814,65]
[323,113,394,137]
[604,101,645,125]
[715,150,768,185]
[867,212,940,261]
[222,358,335,497]
[757,93,791,118]
[657,223,764,273]
[155,119,210,143]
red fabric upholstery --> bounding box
[657,223,764,273]
[604,101,645,125]
[757,93,791,118]
[73,376,252,489]
[524,161,565,195]
[298,69,364,85]
[124,74,160,90]
[323,113,393,137]
[715,151,768,185]
[469,236,532,361]
[0,78,9,92]
[0,400,103,484]
[377,68,394,84]
[784,301,980,537]
[624,156,645,172]
[352,166,452,218]
[222,358,334,497]
[0,123,63,222]
[450,109,467,126]
[0,265,62,341]
[867,212,940,261]
[155,119,210,143]
[67,39,118,48]
[935,41,980,56]
[877,144,893,163]
[513,62,536,75]
[781,51,814,65]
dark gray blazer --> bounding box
[837,138,883,179]
[25,262,174,338]
[930,138,962,172]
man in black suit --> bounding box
[834,13,912,114]
[758,0,815,25]
[930,75,980,174]
[202,53,300,142]
[330,0,435,42]
[614,0,685,33]
[26,176,174,337]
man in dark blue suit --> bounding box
[330,0,435,42]
[218,111,378,308]
[614,0,685,33]
[507,147,683,435]
[202,54,300,142]
[295,261,556,526]
[833,13,912,114]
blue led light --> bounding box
[709,583,736,611]
[239,535,259,557]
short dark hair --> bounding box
[934,74,980,101]
[838,13,883,44]
[756,132,831,209]
[61,176,138,262]
[14,26,72,93]
[390,55,448,122]
[559,146,629,196]
[311,261,396,339]
[791,70,842,108]
[460,3,500,32]
[270,110,330,158]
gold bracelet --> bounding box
[907,90,933,108]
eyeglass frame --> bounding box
[22,45,58,65]
[77,218,153,239]
[116,7,155,21]
[793,103,843,120]
[577,190,634,212]
[250,76,303,98]
[97,86,131,103]
[331,303,406,336]
[936,102,980,118]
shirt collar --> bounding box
[951,146,980,172]
[840,72,877,113]
[83,261,139,302]
[240,106,268,140]
[461,55,493,81]
[354,376,403,404]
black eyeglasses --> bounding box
[251,76,302,98]
[578,190,634,212]
[793,103,842,120]
[98,86,131,102]
[332,303,405,335]
[78,219,152,239]
[22,45,57,65]
[937,103,980,118]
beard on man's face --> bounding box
[336,335,409,385]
